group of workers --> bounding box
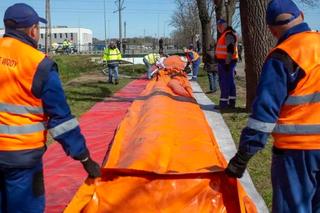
[103,41,168,83]
[1,0,320,212]
[184,18,238,110]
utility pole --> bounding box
[114,0,125,52]
[124,21,126,39]
[104,0,107,47]
[45,0,51,54]
[157,14,160,40]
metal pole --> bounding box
[45,0,48,53]
[124,21,126,39]
[78,18,81,53]
[48,0,51,53]
[157,14,160,40]
[118,0,122,52]
[45,0,52,54]
[104,0,107,47]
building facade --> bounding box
[0,26,93,53]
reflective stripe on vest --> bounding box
[0,37,47,151]
[270,31,320,149]
[247,118,276,133]
[144,53,160,65]
[0,122,46,134]
[49,118,79,138]
[0,102,43,114]
[215,30,238,60]
[273,124,320,134]
[285,92,320,105]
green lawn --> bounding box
[53,55,100,83]
[52,55,145,116]
[46,55,145,144]
[196,67,273,210]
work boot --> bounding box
[115,79,119,85]
[107,79,113,84]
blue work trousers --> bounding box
[272,148,320,213]
[143,58,152,79]
[218,62,236,108]
[207,72,218,92]
[108,64,119,82]
[0,161,45,213]
[191,59,201,80]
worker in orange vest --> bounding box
[184,44,201,81]
[0,3,100,212]
[215,19,238,109]
[225,0,320,212]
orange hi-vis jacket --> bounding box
[185,50,200,62]
[272,31,320,149]
[0,37,48,151]
[215,30,238,60]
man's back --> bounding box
[204,49,217,72]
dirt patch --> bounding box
[65,70,106,87]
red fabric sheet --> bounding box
[43,78,148,213]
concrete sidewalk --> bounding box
[191,81,269,213]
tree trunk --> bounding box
[239,0,275,109]
[226,0,237,26]
[196,0,213,63]
[214,0,237,38]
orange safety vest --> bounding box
[215,30,238,60]
[271,31,320,149]
[0,37,48,151]
[186,50,200,62]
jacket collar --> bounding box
[3,28,38,48]
[277,22,311,45]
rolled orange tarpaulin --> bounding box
[65,56,257,213]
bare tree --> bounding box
[240,0,275,109]
[300,0,320,5]
[213,0,237,38]
[196,0,215,63]
[171,0,201,47]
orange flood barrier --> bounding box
[65,56,257,213]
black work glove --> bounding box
[80,157,101,178]
[225,150,254,178]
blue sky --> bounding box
[0,0,319,40]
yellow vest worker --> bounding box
[143,53,160,79]
[144,53,160,65]
[103,42,122,84]
[0,3,101,212]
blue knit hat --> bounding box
[266,0,301,26]
[217,19,226,25]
